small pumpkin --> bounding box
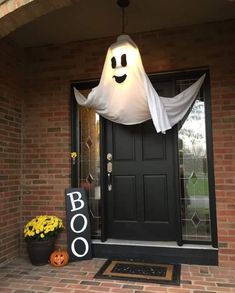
[50,248,69,267]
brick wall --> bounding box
[21,66,71,249]
[0,40,23,263]
[21,40,107,251]
[22,19,235,267]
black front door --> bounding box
[104,118,179,241]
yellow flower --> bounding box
[71,152,77,158]
[23,215,64,241]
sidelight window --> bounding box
[177,78,212,242]
[77,97,101,239]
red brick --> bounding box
[101,282,122,288]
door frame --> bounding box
[70,67,218,249]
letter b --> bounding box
[67,192,84,212]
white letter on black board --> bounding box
[71,237,89,258]
[70,213,87,234]
[67,191,84,211]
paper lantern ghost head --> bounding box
[101,35,146,90]
[107,35,142,85]
[74,35,205,133]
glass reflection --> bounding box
[177,79,211,242]
[78,94,101,238]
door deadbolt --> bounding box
[107,153,112,161]
[107,162,112,173]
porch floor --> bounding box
[0,257,235,293]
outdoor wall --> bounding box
[21,40,107,250]
[0,40,23,263]
[21,19,235,267]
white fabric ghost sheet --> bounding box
[74,35,205,133]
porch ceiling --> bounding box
[7,0,235,47]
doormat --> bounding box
[95,259,181,285]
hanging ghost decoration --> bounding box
[74,35,205,133]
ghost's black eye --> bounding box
[121,54,127,67]
[111,56,116,69]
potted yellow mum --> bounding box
[24,215,64,265]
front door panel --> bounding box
[105,119,178,241]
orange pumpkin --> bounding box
[50,249,69,267]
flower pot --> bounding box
[27,237,55,266]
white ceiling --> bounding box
[7,0,235,47]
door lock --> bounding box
[107,162,112,173]
[107,154,113,191]
[107,153,112,161]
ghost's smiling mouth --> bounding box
[113,74,127,83]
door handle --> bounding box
[107,160,112,191]
[107,173,112,191]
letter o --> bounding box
[70,213,87,234]
[71,237,89,258]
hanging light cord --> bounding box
[122,7,125,33]
[117,0,129,34]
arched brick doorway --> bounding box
[0,0,72,39]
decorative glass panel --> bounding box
[177,78,211,242]
[78,90,101,238]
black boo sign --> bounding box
[65,188,92,262]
